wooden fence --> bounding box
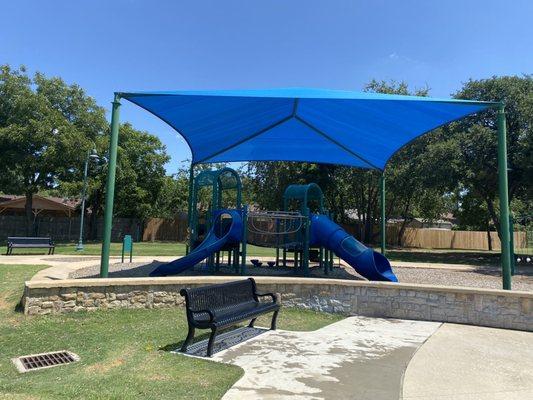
[140,216,528,251]
[4,212,524,251]
[0,215,141,242]
[142,213,188,242]
[386,225,527,251]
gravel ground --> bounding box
[394,267,533,292]
[69,261,359,280]
[70,261,533,292]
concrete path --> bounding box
[213,316,441,400]
[403,323,533,400]
[0,254,176,280]
[209,318,533,400]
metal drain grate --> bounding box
[12,351,79,373]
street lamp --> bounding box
[76,150,99,251]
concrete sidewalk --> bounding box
[209,317,533,400]
[403,323,533,400]
[0,254,176,280]
[214,317,441,400]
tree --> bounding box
[449,75,532,239]
[80,123,171,238]
[0,65,103,234]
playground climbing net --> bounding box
[246,211,307,249]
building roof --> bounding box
[0,195,80,215]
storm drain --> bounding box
[12,351,79,373]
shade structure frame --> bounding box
[99,89,511,290]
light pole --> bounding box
[76,150,99,251]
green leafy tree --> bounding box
[0,65,102,234]
[450,75,532,239]
[80,123,171,238]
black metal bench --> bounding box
[180,278,280,357]
[6,237,55,255]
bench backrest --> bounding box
[7,237,53,245]
[180,278,257,311]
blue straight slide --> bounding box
[310,214,398,282]
[150,210,243,277]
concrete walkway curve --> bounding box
[213,316,441,400]
[208,317,533,400]
[403,323,533,400]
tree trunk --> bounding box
[485,198,501,241]
[487,227,493,251]
[397,197,412,246]
[25,192,34,236]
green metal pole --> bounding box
[303,207,310,276]
[241,205,248,275]
[76,151,90,251]
[497,104,512,290]
[380,173,386,256]
[186,164,194,255]
[100,94,121,278]
[509,215,515,276]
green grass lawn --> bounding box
[3,241,278,258]
[0,264,343,400]
[2,240,507,267]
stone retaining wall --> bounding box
[23,277,533,331]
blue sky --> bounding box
[2,0,532,173]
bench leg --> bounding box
[180,326,195,353]
[271,310,279,330]
[207,327,218,357]
[248,318,257,328]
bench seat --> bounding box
[6,237,55,255]
[192,301,279,328]
[180,278,280,356]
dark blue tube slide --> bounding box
[310,214,398,282]
[150,210,243,277]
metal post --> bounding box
[186,164,194,255]
[100,94,121,278]
[241,205,248,275]
[509,215,515,275]
[380,173,386,256]
[497,104,512,290]
[76,152,90,251]
[302,208,310,276]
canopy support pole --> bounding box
[380,173,386,256]
[100,93,121,278]
[497,104,512,290]
[186,163,194,255]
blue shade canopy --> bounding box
[119,88,497,170]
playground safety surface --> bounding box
[65,258,533,291]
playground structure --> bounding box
[150,168,398,282]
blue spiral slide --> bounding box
[310,214,398,282]
[150,211,397,282]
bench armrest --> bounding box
[256,292,278,303]
[190,308,215,322]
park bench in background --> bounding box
[180,278,280,357]
[5,237,55,255]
